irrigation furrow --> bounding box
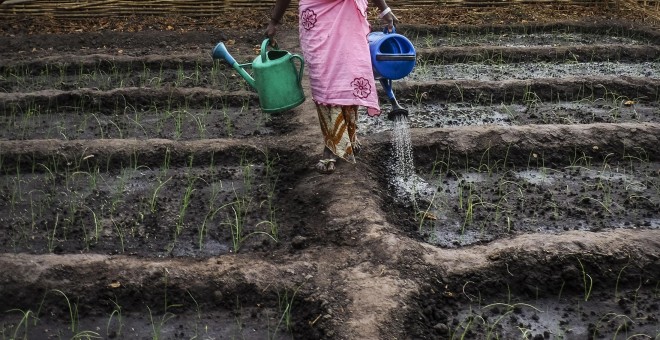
[3,43,657,77]
[403,122,660,164]
[396,76,660,103]
[0,53,217,76]
[0,138,271,172]
[400,22,660,44]
[0,252,325,338]
[2,122,659,172]
[0,252,311,308]
[0,87,258,114]
[422,229,660,286]
[417,44,660,63]
[0,228,656,335]
[7,76,656,110]
[403,229,660,338]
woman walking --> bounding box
[266,0,398,174]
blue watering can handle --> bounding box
[260,38,279,63]
[383,26,396,34]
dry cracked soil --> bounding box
[0,4,659,340]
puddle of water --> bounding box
[439,173,489,197]
[427,224,493,248]
[516,167,649,192]
[390,173,435,206]
[359,103,513,134]
[516,170,556,185]
[574,167,648,192]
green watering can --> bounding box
[212,39,305,113]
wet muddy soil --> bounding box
[1,7,659,340]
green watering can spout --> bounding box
[211,38,305,113]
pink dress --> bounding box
[298,0,381,117]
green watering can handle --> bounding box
[260,38,278,63]
[261,38,304,85]
[291,54,305,85]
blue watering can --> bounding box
[368,27,416,120]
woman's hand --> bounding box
[265,20,277,39]
[265,21,279,47]
[379,8,398,32]
[265,0,291,39]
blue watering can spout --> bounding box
[212,42,257,89]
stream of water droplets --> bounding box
[390,115,434,205]
[392,115,415,179]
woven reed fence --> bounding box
[0,0,658,18]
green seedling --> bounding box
[198,177,224,249]
[414,57,431,79]
[418,189,438,233]
[577,258,593,302]
[150,176,172,213]
[46,213,60,253]
[126,114,148,138]
[188,111,207,139]
[224,195,276,253]
[111,218,125,253]
[260,150,281,240]
[481,302,542,340]
[458,313,485,340]
[186,290,204,339]
[27,190,45,233]
[90,113,105,139]
[222,106,233,137]
[522,86,541,109]
[5,309,35,340]
[592,312,634,339]
[175,176,197,237]
[49,289,79,334]
[85,206,101,244]
[139,62,151,87]
[174,63,186,87]
[193,61,202,86]
[107,119,123,139]
[411,86,428,107]
[147,306,175,340]
[108,169,129,213]
[271,278,308,338]
[173,110,185,140]
[71,330,102,339]
[148,268,182,340]
[227,198,246,253]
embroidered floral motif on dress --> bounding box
[301,9,317,30]
[351,77,372,99]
